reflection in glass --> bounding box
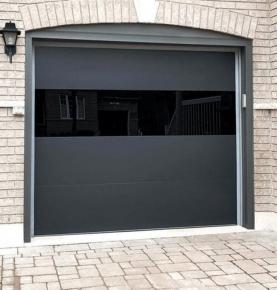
[35,90,235,137]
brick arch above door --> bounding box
[20,0,258,39]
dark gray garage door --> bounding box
[34,46,237,235]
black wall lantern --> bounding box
[0,22,21,63]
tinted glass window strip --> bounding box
[35,90,236,137]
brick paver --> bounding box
[1,231,277,289]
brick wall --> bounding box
[0,0,275,224]
[0,0,25,224]
[270,0,277,216]
[0,108,24,223]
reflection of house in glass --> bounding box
[35,90,235,137]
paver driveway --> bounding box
[2,231,277,289]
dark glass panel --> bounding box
[98,110,128,136]
[35,90,236,137]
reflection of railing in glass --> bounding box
[166,96,222,135]
[182,96,221,135]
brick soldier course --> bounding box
[1,231,277,289]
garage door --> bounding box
[34,46,237,235]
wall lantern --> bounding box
[0,22,21,63]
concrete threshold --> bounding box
[0,224,249,248]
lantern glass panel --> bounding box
[3,31,17,46]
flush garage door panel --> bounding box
[34,46,237,235]
[35,136,236,235]
[35,47,235,91]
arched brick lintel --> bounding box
[19,0,258,39]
